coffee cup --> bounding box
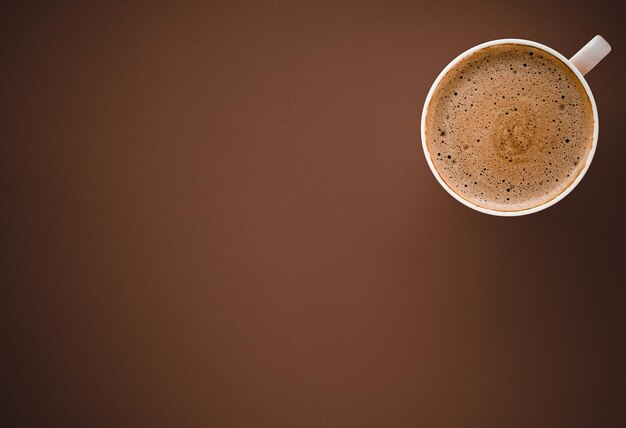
[421,36,611,216]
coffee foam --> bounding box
[426,44,594,212]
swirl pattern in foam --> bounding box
[425,44,594,212]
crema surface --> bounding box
[426,44,594,211]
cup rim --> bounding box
[420,38,599,217]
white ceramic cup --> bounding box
[421,36,611,216]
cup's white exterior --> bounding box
[421,39,601,216]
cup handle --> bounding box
[569,35,611,76]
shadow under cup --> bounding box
[421,39,599,217]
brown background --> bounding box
[2,1,625,427]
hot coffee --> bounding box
[425,44,594,211]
